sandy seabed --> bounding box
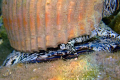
[0,51,120,80]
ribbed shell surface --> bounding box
[2,0,104,52]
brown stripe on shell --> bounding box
[29,0,38,51]
[2,0,10,39]
[2,0,14,48]
[36,0,46,50]
[16,0,25,51]
[56,0,69,45]
[12,0,17,49]
[45,0,57,48]
[67,0,76,39]
[22,0,30,52]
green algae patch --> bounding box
[50,55,100,80]
[109,11,120,34]
[0,39,13,65]
[0,16,13,65]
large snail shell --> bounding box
[2,0,103,52]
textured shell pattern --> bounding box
[2,0,104,52]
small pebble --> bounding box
[74,58,78,60]
[30,76,38,80]
[33,68,37,72]
[2,69,12,77]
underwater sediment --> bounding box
[0,51,120,80]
